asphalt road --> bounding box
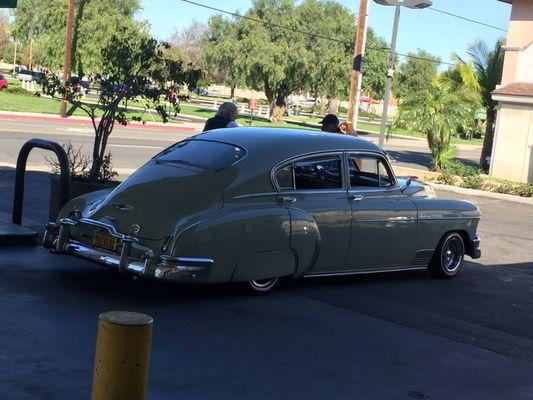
[0,166,532,399]
[0,118,481,173]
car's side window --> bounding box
[275,165,294,190]
[294,156,342,190]
[349,155,394,188]
[275,155,343,190]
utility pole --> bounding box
[377,4,400,148]
[347,0,369,131]
[12,39,17,77]
[60,0,75,118]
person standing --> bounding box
[320,114,340,133]
[203,102,240,132]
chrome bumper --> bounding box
[43,218,213,282]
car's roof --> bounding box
[194,127,383,162]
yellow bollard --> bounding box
[91,311,153,400]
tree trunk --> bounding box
[268,93,287,122]
[319,96,327,115]
[230,84,236,99]
[269,102,286,122]
[71,0,88,77]
[479,107,496,173]
[328,99,340,115]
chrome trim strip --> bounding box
[303,265,427,278]
[232,192,280,200]
[418,216,481,221]
[160,255,214,264]
[354,217,417,222]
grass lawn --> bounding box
[0,91,182,124]
[0,90,483,145]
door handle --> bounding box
[278,196,297,205]
[349,194,364,202]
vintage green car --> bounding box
[43,128,481,293]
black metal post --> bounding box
[12,139,70,225]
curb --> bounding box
[428,182,533,205]
[0,112,198,133]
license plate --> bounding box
[94,230,118,252]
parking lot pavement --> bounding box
[0,187,532,399]
[1,248,533,400]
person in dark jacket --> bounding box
[320,114,340,133]
[203,102,239,132]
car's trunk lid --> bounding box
[87,162,223,240]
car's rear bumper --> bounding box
[43,218,213,282]
[467,235,481,259]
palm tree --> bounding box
[464,39,505,172]
[394,78,477,171]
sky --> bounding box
[139,0,511,66]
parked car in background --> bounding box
[71,76,90,94]
[43,128,481,294]
[194,87,209,96]
[16,69,45,84]
[17,69,33,82]
[0,75,8,91]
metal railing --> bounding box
[12,139,70,225]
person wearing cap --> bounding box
[203,102,240,132]
[320,114,340,133]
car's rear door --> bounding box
[346,152,417,269]
[273,153,351,273]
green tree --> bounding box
[0,11,10,59]
[392,49,439,100]
[207,0,388,121]
[460,39,504,172]
[361,32,390,100]
[44,29,201,182]
[394,77,478,170]
[11,0,143,73]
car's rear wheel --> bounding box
[428,232,465,278]
[246,277,280,294]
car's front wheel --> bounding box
[246,278,280,294]
[428,232,465,278]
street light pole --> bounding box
[60,0,75,118]
[378,3,400,148]
[347,0,369,130]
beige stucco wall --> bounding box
[491,104,533,183]
[501,0,533,85]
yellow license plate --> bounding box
[94,230,118,252]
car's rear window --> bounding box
[154,140,246,170]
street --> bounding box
[0,117,481,174]
[1,157,532,398]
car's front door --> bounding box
[346,152,417,269]
[274,153,351,272]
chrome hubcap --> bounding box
[442,236,463,272]
[250,278,278,291]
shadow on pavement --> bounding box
[0,167,52,228]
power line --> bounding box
[178,0,453,66]
[428,7,508,33]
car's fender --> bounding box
[171,207,295,283]
[287,208,321,277]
